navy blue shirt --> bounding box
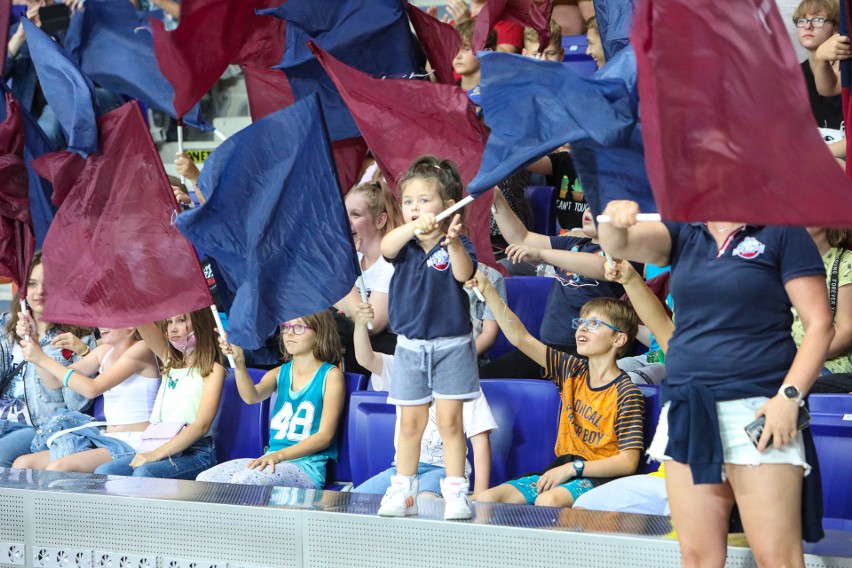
[664,223,824,393]
[539,236,632,346]
[661,222,824,488]
[388,235,477,340]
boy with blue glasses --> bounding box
[469,274,645,508]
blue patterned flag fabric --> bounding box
[176,95,359,349]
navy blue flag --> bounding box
[22,19,98,156]
[467,50,636,196]
[0,83,56,247]
[571,47,654,216]
[176,95,359,349]
[593,0,636,61]
[259,0,422,141]
[63,0,211,131]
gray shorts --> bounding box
[388,335,480,405]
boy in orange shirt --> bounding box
[470,274,644,507]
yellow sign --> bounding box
[186,149,213,163]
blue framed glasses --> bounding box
[571,318,621,333]
[279,323,314,335]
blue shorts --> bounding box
[388,335,480,405]
[504,474,600,505]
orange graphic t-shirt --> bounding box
[544,347,645,461]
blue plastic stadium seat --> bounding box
[266,371,367,487]
[91,395,106,422]
[808,394,852,522]
[347,390,397,487]
[636,385,661,474]
[562,34,597,77]
[487,276,553,361]
[213,368,268,463]
[525,185,557,236]
[477,379,561,485]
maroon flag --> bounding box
[243,65,366,192]
[634,0,852,227]
[244,66,295,122]
[233,8,287,68]
[0,93,34,295]
[404,3,461,84]
[472,0,554,53]
[32,102,213,327]
[151,0,256,120]
[0,0,11,69]
[310,43,498,269]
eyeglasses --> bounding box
[279,323,314,335]
[794,17,830,28]
[571,318,621,333]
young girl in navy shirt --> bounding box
[378,156,480,520]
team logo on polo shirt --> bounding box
[732,237,765,259]
[427,248,450,271]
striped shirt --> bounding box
[545,347,645,461]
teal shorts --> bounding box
[504,474,599,505]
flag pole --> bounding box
[596,213,661,223]
[176,119,186,186]
[19,300,30,341]
[415,194,486,301]
[209,304,236,368]
[213,129,228,142]
[355,275,374,331]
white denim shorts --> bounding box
[647,397,810,479]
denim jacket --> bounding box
[0,314,94,430]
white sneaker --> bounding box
[377,475,419,517]
[441,477,472,520]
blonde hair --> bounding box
[160,308,223,379]
[580,297,638,358]
[793,0,839,23]
[347,181,403,235]
[524,20,563,50]
[455,19,497,51]
[280,310,343,365]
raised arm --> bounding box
[604,260,674,352]
[380,220,418,260]
[468,272,547,367]
[353,303,385,377]
[218,336,277,404]
[814,35,849,96]
[443,214,475,283]
[597,201,672,266]
[137,322,170,362]
[491,187,553,250]
[505,245,609,279]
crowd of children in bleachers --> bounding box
[2,0,852,565]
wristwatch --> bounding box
[572,459,585,478]
[778,384,804,406]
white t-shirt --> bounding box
[370,354,498,476]
[359,253,394,297]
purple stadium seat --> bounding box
[213,367,268,463]
[808,394,852,523]
[476,379,561,485]
[348,390,397,487]
[487,276,553,360]
[91,395,106,422]
[266,371,367,487]
[525,185,557,236]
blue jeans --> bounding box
[352,463,446,495]
[0,421,36,468]
[93,437,217,480]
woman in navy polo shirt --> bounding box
[599,200,834,568]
